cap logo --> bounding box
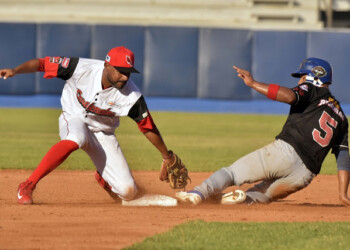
[312,66,327,78]
[106,55,111,62]
[126,55,133,67]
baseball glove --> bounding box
[159,151,191,190]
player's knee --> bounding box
[64,132,88,148]
[118,184,138,201]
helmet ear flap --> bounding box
[305,75,323,86]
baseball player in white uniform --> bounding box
[0,46,176,205]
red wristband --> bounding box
[267,84,280,100]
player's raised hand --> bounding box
[0,68,15,80]
[233,66,255,87]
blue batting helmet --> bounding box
[291,57,332,86]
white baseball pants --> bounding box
[59,113,137,200]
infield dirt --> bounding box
[1,170,349,249]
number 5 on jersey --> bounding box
[312,111,338,147]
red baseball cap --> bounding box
[105,46,139,74]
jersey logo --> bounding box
[76,89,116,117]
[293,87,305,97]
[61,57,70,68]
[299,84,308,92]
[49,57,63,64]
[105,100,122,108]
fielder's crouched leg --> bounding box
[95,171,138,201]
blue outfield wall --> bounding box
[2,95,350,116]
[0,23,37,95]
[0,23,350,105]
[198,28,252,100]
[37,24,92,94]
[252,31,307,99]
[307,31,350,103]
[143,26,198,97]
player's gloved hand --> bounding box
[159,150,191,189]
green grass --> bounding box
[1,108,347,249]
[0,108,339,174]
[126,220,350,250]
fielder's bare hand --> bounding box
[233,66,255,87]
[0,68,15,80]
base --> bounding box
[122,194,178,207]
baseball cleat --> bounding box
[221,190,246,205]
[175,190,203,205]
[94,171,119,201]
[17,180,36,205]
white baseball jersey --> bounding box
[43,57,142,133]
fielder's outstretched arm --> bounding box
[0,58,40,79]
[233,66,296,104]
[127,96,173,180]
[141,126,176,181]
[142,127,171,160]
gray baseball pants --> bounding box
[194,139,316,203]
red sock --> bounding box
[28,140,79,184]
